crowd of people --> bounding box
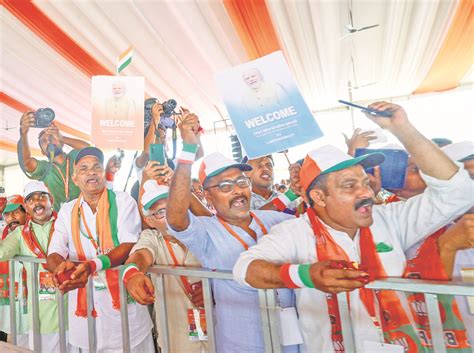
[0,101,473,353]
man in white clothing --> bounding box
[233,102,474,353]
[47,146,154,353]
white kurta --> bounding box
[48,191,153,351]
[234,166,474,353]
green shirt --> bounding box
[0,219,67,334]
[29,149,80,211]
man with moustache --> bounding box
[124,180,209,353]
[0,182,67,352]
[233,102,473,353]
[47,146,154,353]
[166,114,298,352]
[0,195,28,346]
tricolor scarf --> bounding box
[0,226,27,307]
[404,228,471,352]
[71,188,120,317]
[307,208,424,352]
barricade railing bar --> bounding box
[6,256,474,353]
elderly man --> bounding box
[0,182,66,352]
[241,68,290,113]
[47,146,153,353]
[124,180,208,353]
[166,114,298,352]
[0,195,28,347]
[233,102,473,353]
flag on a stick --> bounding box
[117,46,133,74]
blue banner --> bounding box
[215,51,323,159]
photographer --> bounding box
[18,110,121,211]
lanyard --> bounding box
[164,238,195,302]
[217,212,268,250]
[21,219,54,269]
[52,158,70,200]
[79,206,100,255]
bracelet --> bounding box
[272,189,298,211]
[89,255,111,272]
[280,263,315,288]
[178,143,198,164]
[122,263,142,284]
[106,171,115,182]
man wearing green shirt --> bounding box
[0,195,29,347]
[0,181,68,352]
[18,111,89,211]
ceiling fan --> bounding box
[340,1,379,40]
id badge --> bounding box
[93,273,107,291]
[278,307,304,346]
[364,341,404,353]
[38,272,56,301]
[187,308,208,341]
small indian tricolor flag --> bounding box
[117,46,133,74]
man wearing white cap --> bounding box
[233,102,473,353]
[166,115,298,352]
[0,181,67,352]
[46,146,154,353]
[123,180,208,353]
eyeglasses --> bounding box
[205,176,251,193]
[149,208,166,219]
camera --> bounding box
[144,98,177,135]
[34,108,55,128]
[159,99,177,129]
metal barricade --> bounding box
[6,256,474,353]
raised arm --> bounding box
[19,111,38,173]
[166,113,201,231]
[366,102,458,180]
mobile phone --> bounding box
[149,143,166,165]
[338,100,392,118]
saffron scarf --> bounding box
[404,229,471,352]
[21,213,57,270]
[71,188,120,317]
[307,208,424,352]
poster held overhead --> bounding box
[215,51,323,159]
[91,76,144,150]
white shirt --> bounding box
[131,229,207,353]
[234,166,474,353]
[48,191,153,350]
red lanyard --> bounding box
[217,212,268,250]
[52,158,70,200]
[79,206,100,255]
[164,238,195,301]
[21,218,55,269]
